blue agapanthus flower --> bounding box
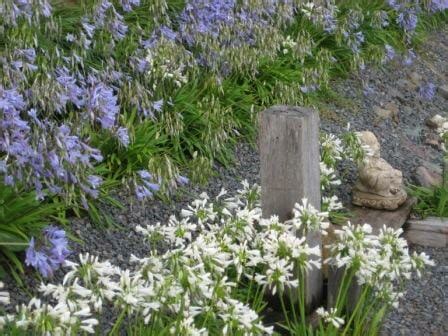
[419,82,436,100]
[25,226,70,278]
[429,0,448,12]
[135,170,160,200]
[384,44,396,62]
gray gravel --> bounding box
[4,26,448,335]
[381,245,448,336]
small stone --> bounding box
[438,85,448,100]
[384,101,400,122]
[415,166,442,188]
[423,134,442,149]
[424,138,440,149]
[389,88,406,103]
[397,78,414,90]
[374,105,393,120]
[409,72,422,86]
[426,114,446,129]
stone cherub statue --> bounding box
[352,131,407,210]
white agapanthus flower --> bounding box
[0,282,10,305]
[281,35,297,54]
[170,315,207,335]
[328,222,379,283]
[354,131,376,157]
[219,298,274,335]
[229,241,263,279]
[62,254,120,312]
[162,215,197,247]
[411,251,435,277]
[181,197,217,226]
[322,195,344,211]
[13,298,98,334]
[292,198,330,234]
[130,254,165,282]
[320,162,342,191]
[0,182,434,334]
[256,258,299,295]
[316,307,345,329]
[321,133,344,165]
[225,180,260,210]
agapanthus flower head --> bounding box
[85,77,119,129]
[135,170,160,200]
[411,251,435,277]
[320,133,344,167]
[293,198,329,234]
[418,82,436,100]
[328,222,377,275]
[116,127,130,147]
[25,226,70,277]
[120,0,141,12]
[0,281,10,305]
[316,307,345,329]
[384,44,396,62]
[397,8,418,32]
[403,49,417,66]
[256,258,298,295]
[320,162,342,191]
[25,238,55,278]
[429,0,448,12]
[322,195,343,212]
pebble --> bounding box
[439,85,448,100]
[426,114,446,129]
[415,166,442,188]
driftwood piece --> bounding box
[404,217,448,247]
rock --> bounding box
[374,103,399,123]
[389,88,406,103]
[397,78,412,89]
[415,166,442,188]
[438,85,448,100]
[423,134,442,150]
[426,114,446,129]
[347,198,416,234]
[374,106,392,119]
[409,72,422,87]
[384,101,400,123]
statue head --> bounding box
[357,131,380,158]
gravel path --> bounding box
[4,27,448,335]
[381,245,448,336]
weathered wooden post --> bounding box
[259,105,323,311]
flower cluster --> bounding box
[1,0,447,214]
[319,129,370,216]
[316,307,345,329]
[328,223,434,308]
[0,183,322,334]
[419,82,437,100]
[1,182,435,334]
[0,0,52,27]
[433,114,448,151]
[25,226,70,278]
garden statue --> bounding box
[352,131,407,210]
